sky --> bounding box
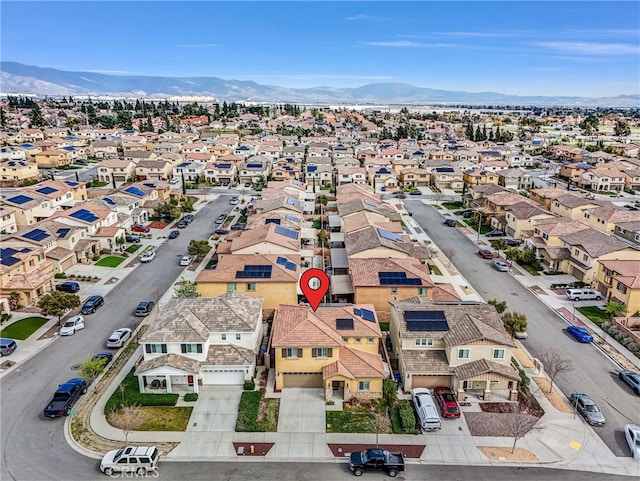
[1,1,639,98]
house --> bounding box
[97,159,135,184]
[135,160,173,181]
[0,245,54,308]
[195,254,299,313]
[581,169,625,192]
[430,166,464,191]
[614,221,640,246]
[0,206,18,234]
[173,161,205,182]
[2,191,57,227]
[505,152,534,168]
[580,204,640,235]
[238,158,270,185]
[503,203,556,240]
[305,164,333,186]
[463,169,500,187]
[203,161,239,185]
[335,167,367,185]
[89,140,119,158]
[135,292,263,392]
[596,259,640,317]
[549,194,602,221]
[389,298,518,400]
[345,226,430,261]
[34,149,72,168]
[270,304,385,400]
[0,159,40,185]
[497,168,534,191]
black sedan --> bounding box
[80,295,104,315]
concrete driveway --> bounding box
[277,388,326,433]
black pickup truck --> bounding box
[43,378,87,418]
[349,448,405,477]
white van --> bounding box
[565,288,602,301]
[411,388,442,431]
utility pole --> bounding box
[476,212,483,242]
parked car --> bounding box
[177,220,188,228]
[409,190,422,195]
[411,388,442,431]
[215,215,226,224]
[229,197,239,205]
[504,238,521,247]
[0,338,18,356]
[215,228,229,235]
[493,260,510,272]
[169,177,179,184]
[462,210,474,218]
[394,192,406,199]
[478,249,494,259]
[349,448,405,477]
[570,392,605,425]
[100,446,160,477]
[619,370,640,395]
[56,281,80,293]
[567,325,594,343]
[444,218,456,227]
[92,352,114,366]
[565,288,602,301]
[168,230,180,239]
[59,316,85,336]
[81,295,104,315]
[131,224,150,233]
[433,386,461,419]
[514,330,529,339]
[135,300,155,317]
[624,424,640,459]
[106,328,133,348]
[43,378,87,417]
[180,256,192,266]
[485,230,505,237]
[140,251,155,263]
[231,222,247,230]
[125,235,140,243]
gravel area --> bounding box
[464,412,540,437]
[479,446,538,462]
[532,377,573,413]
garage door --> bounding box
[201,368,245,385]
[282,373,323,388]
[411,375,452,390]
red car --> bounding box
[478,249,494,259]
[131,224,150,233]
[433,387,461,418]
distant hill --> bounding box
[1,62,638,107]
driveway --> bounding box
[277,388,326,433]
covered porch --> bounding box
[453,359,520,402]
[135,354,201,394]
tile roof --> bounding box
[453,358,519,381]
[560,227,631,257]
[400,349,451,374]
[598,259,640,288]
[206,344,256,365]
[322,346,385,380]
[135,353,200,375]
[195,254,299,283]
[348,258,434,288]
[443,314,515,348]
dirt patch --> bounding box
[328,444,425,459]
[232,442,274,456]
[513,347,535,369]
[1,360,16,370]
[465,412,540,437]
[532,378,573,413]
[39,324,60,339]
[148,221,168,229]
[478,446,538,462]
[104,277,119,285]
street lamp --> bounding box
[476,212,483,242]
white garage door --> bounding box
[202,368,245,385]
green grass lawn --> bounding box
[577,306,609,326]
[0,317,48,340]
[326,411,378,433]
[124,244,140,254]
[428,264,443,276]
[107,406,192,431]
[95,256,126,267]
[442,202,463,210]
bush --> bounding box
[243,381,255,391]
[390,400,417,434]
[236,391,263,432]
[54,272,66,279]
[399,404,416,431]
[383,379,398,406]
[184,393,199,402]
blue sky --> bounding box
[2,1,639,97]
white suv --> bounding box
[100,446,159,476]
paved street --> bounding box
[404,199,640,457]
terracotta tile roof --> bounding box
[206,344,255,365]
[195,254,299,283]
[506,202,552,219]
[554,194,602,209]
[227,223,300,253]
[322,346,385,380]
[343,211,401,234]
[560,228,631,257]
[430,285,462,302]
[453,359,519,381]
[344,226,417,258]
[443,314,515,348]
[135,354,200,375]
[585,204,640,223]
[533,217,590,236]
[598,259,640,288]
[349,258,434,288]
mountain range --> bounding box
[1,62,638,107]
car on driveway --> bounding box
[215,228,229,235]
[92,351,114,366]
[125,235,140,243]
[168,230,180,239]
[180,256,192,266]
[100,445,160,477]
[106,328,133,348]
[81,295,104,314]
[56,281,80,293]
[59,315,85,336]
[504,238,521,247]
[570,392,605,425]
[567,325,593,343]
[215,215,226,224]
[619,370,640,395]
[433,386,461,419]
[462,210,474,218]
[140,251,155,263]
[624,424,640,459]
[485,229,505,237]
[131,224,150,233]
[135,300,155,317]
[478,249,494,259]
[493,260,510,272]
[169,177,179,184]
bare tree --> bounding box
[107,403,149,444]
[443,247,456,267]
[539,347,574,393]
[499,403,541,453]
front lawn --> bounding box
[442,201,463,210]
[235,391,279,432]
[95,256,126,267]
[326,399,392,434]
[104,369,179,413]
[0,316,48,340]
[107,406,192,431]
[577,306,609,326]
[124,244,140,254]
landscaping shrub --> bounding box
[243,381,255,391]
[236,391,263,432]
[383,379,398,406]
[54,272,66,279]
[390,400,417,434]
[104,369,179,413]
[399,403,416,431]
[184,393,199,402]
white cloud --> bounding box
[534,41,638,55]
[346,14,371,21]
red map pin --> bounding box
[300,268,330,312]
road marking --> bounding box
[569,440,582,451]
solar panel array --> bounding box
[285,214,300,223]
[405,310,449,331]
[69,209,99,223]
[36,186,57,195]
[265,218,281,225]
[247,163,262,168]
[286,198,300,206]
[102,197,116,206]
[124,186,145,197]
[353,308,376,322]
[276,256,288,265]
[7,195,33,205]
[56,228,71,238]
[436,167,455,173]
[1,247,30,267]
[235,265,273,279]
[284,261,296,271]
[64,181,79,187]
[378,272,422,286]
[217,163,232,169]
[143,183,156,188]
[307,165,317,172]
[377,228,402,242]
[23,229,49,242]
[274,225,299,240]
[336,318,354,330]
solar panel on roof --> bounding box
[354,308,362,316]
[378,272,422,286]
[377,228,402,242]
[247,163,262,168]
[56,228,70,238]
[143,183,156,188]
[64,181,79,186]
[235,265,272,279]
[276,256,288,265]
[274,225,299,240]
[285,214,300,223]
[436,167,454,173]
[405,310,449,331]
[69,209,99,223]
[265,218,281,225]
[102,197,116,205]
[284,261,296,271]
[1,247,28,267]
[307,166,317,172]
[360,309,376,322]
[124,186,145,197]
[23,228,49,242]
[36,186,57,195]
[7,195,33,205]
[336,318,354,330]
[286,198,300,206]
[217,163,232,169]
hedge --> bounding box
[184,393,199,402]
[104,369,178,413]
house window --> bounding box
[145,344,167,354]
[221,334,227,341]
[457,348,470,359]
[281,348,301,358]
[617,282,628,294]
[415,338,434,346]
[492,349,505,359]
[181,343,203,354]
[312,347,333,358]
[418,287,427,295]
[358,381,370,392]
[391,287,398,294]
[342,337,349,343]
[236,333,241,341]
[367,338,374,344]
[227,283,236,292]
[247,283,256,291]
[355,338,361,344]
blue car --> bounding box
[567,325,593,343]
[619,370,640,395]
[168,230,180,239]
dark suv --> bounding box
[81,295,104,314]
[135,301,155,317]
[56,281,80,293]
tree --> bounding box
[38,291,80,327]
[490,238,507,257]
[187,240,212,260]
[499,403,541,453]
[8,291,21,310]
[488,299,508,314]
[79,356,109,381]
[107,403,149,444]
[579,114,599,136]
[28,105,46,127]
[613,119,630,137]
[604,300,626,321]
[502,311,528,338]
[443,247,456,267]
[174,278,201,298]
[155,201,182,221]
[180,197,195,213]
[539,347,574,393]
